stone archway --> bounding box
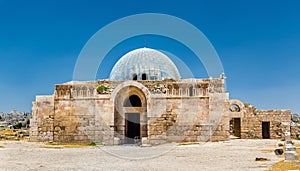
[228,99,245,138]
[113,84,148,144]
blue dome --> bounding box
[110,48,180,80]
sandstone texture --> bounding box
[30,78,291,145]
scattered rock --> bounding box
[255,157,268,161]
[274,148,283,155]
[278,143,284,147]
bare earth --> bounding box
[0,139,288,171]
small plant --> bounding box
[88,142,97,146]
[97,85,109,94]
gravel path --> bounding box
[0,139,286,171]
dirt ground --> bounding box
[0,139,291,171]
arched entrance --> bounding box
[114,85,148,144]
[228,99,244,139]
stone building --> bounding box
[30,48,291,145]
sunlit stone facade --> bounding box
[30,48,291,145]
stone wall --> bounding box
[291,124,300,139]
[148,96,211,143]
[241,104,290,139]
[30,95,54,142]
[30,78,290,145]
[53,85,115,144]
[30,79,229,144]
[145,79,228,144]
[30,82,115,145]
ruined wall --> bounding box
[241,104,291,139]
[291,125,300,139]
[30,82,115,145]
[30,95,54,142]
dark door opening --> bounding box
[125,113,140,144]
[142,73,147,80]
[262,122,270,139]
[132,74,137,80]
[230,118,241,138]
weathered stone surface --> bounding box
[291,124,300,139]
[284,132,298,161]
[30,78,291,145]
[236,104,291,139]
[285,131,292,141]
[285,151,299,161]
[285,144,296,151]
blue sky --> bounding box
[0,0,299,113]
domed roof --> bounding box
[110,48,180,81]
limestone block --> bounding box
[113,137,120,145]
[285,144,296,151]
[285,151,299,161]
[285,132,291,141]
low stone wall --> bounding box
[241,104,291,139]
[30,95,54,142]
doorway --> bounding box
[230,118,241,138]
[125,113,140,144]
[262,122,270,139]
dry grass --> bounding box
[0,130,18,136]
[43,145,63,149]
[178,142,199,146]
[261,149,275,153]
[267,146,300,171]
[268,160,300,171]
[42,142,98,149]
